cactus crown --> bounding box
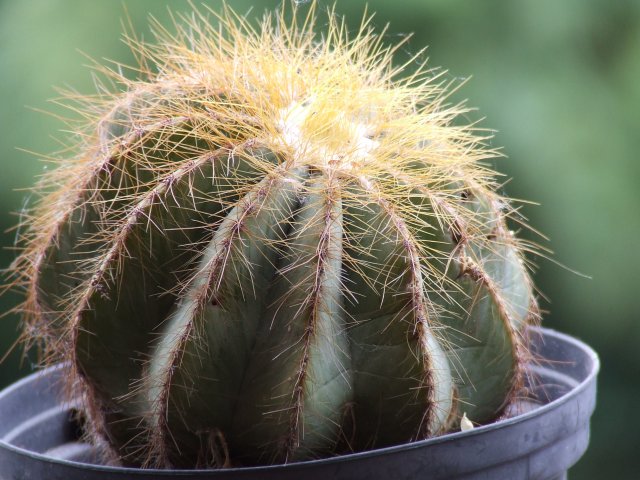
[8,2,540,469]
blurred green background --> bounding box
[1,0,637,477]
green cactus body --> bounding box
[9,4,539,469]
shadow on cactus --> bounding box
[6,2,543,470]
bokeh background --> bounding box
[1,0,637,477]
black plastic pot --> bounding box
[0,327,598,480]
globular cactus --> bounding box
[9,4,540,469]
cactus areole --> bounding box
[9,3,541,470]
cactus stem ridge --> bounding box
[144,165,304,467]
[356,174,453,437]
[68,148,229,331]
[280,171,343,462]
[67,146,253,463]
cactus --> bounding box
[8,3,540,469]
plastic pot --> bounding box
[0,327,598,480]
